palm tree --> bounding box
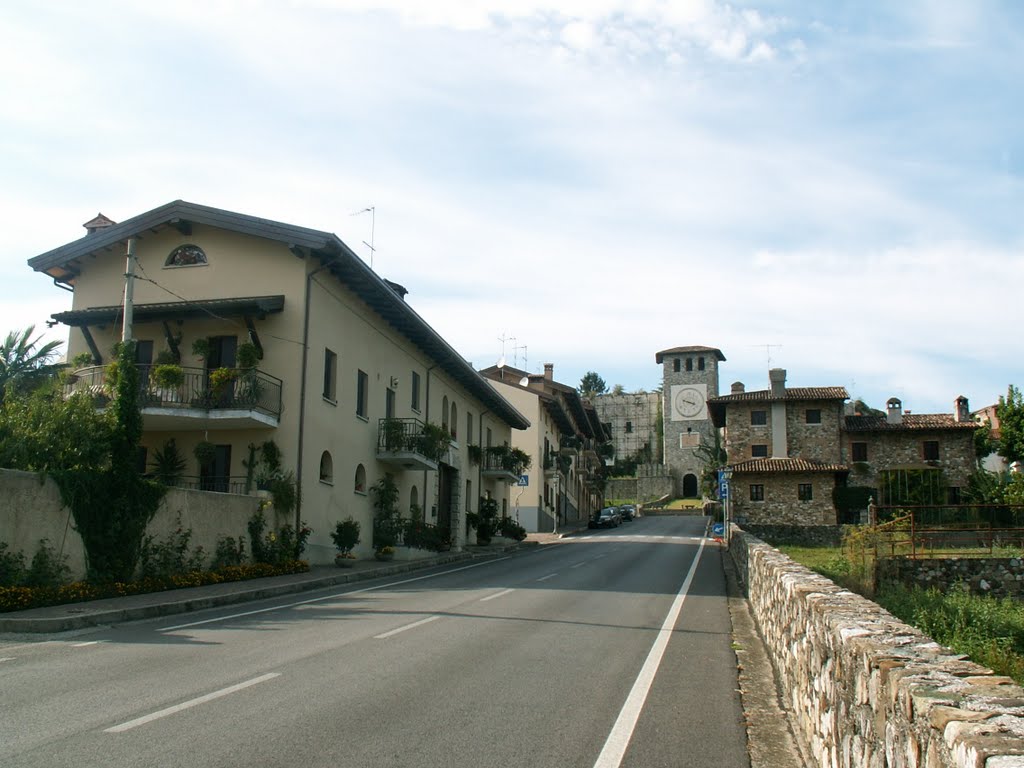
[0,326,63,403]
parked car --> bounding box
[618,504,637,521]
[588,507,621,529]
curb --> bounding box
[0,544,527,634]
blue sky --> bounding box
[2,1,1021,415]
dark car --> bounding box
[618,504,637,521]
[588,507,621,529]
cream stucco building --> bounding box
[480,363,608,532]
[28,201,530,564]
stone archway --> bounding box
[682,473,699,498]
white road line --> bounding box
[0,657,14,663]
[480,588,515,602]
[569,561,587,569]
[592,537,706,768]
[373,615,440,639]
[536,573,558,582]
[104,673,281,733]
[160,556,512,632]
[73,641,103,647]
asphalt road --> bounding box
[0,515,749,768]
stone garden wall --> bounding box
[739,523,845,548]
[729,526,1024,768]
[879,557,1024,600]
[0,468,271,581]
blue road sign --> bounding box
[517,475,529,486]
[712,523,725,537]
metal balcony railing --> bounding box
[67,365,282,420]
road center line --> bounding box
[374,615,439,639]
[536,573,558,582]
[0,657,14,663]
[73,641,103,647]
[480,588,515,602]
[592,537,706,768]
[569,561,587,569]
[104,673,281,733]
[160,556,512,631]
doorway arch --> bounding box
[682,473,699,498]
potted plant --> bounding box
[331,517,361,567]
[467,444,482,466]
[150,438,186,486]
[236,341,261,370]
[374,545,396,561]
[209,366,237,398]
[382,417,406,451]
[191,337,212,362]
[194,440,216,467]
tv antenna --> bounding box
[512,341,527,371]
[749,343,782,368]
[351,206,376,269]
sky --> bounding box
[2,0,1022,415]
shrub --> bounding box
[139,518,206,580]
[24,539,71,588]
[0,542,26,587]
[331,518,361,555]
[248,510,311,565]
[211,536,246,570]
[497,517,527,542]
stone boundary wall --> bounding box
[1,469,271,581]
[880,557,1024,600]
[605,474,673,504]
[739,524,845,548]
[729,526,1024,768]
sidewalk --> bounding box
[0,527,587,635]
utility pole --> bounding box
[122,238,137,343]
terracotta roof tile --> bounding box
[709,386,849,403]
[844,414,977,431]
[728,458,849,473]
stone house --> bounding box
[27,200,530,564]
[592,390,660,466]
[708,369,850,524]
[844,396,978,505]
[480,363,607,532]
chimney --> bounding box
[769,369,788,458]
[543,363,553,382]
[886,397,903,426]
[731,381,745,394]
[83,213,115,236]
[769,368,786,398]
[955,395,970,423]
[382,279,408,301]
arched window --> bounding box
[409,486,419,516]
[441,396,449,431]
[319,451,333,484]
[450,401,458,439]
[165,244,208,267]
[354,464,366,494]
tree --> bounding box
[997,385,1024,464]
[578,371,608,399]
[611,384,625,395]
[0,327,63,403]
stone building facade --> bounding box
[844,396,978,504]
[709,370,850,525]
[592,391,660,466]
[656,345,725,498]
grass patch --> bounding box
[778,544,1024,684]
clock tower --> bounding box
[655,345,725,498]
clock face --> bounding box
[671,384,707,421]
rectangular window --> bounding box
[356,369,368,418]
[323,349,337,401]
[948,486,962,504]
[411,371,421,412]
[798,483,813,501]
[698,357,705,371]
[466,479,472,512]
[806,409,821,424]
[625,421,633,434]
[749,484,764,502]
[486,427,492,449]
[686,357,693,372]
[851,442,868,462]
[923,440,940,461]
[673,358,680,373]
[386,387,395,419]
[751,410,767,426]
[751,444,768,458]
[466,412,473,445]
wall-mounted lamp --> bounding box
[390,376,399,388]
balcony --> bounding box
[66,365,282,430]
[376,417,444,472]
[482,446,526,484]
